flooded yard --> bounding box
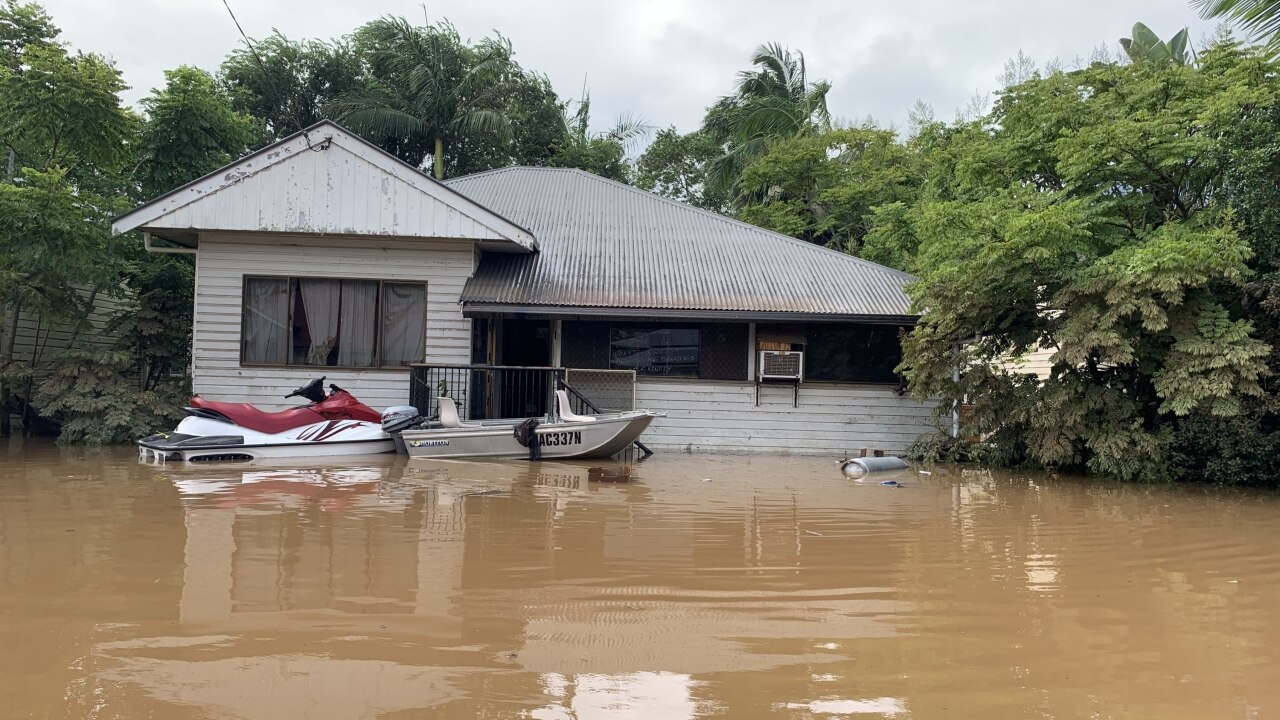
[1,441,1278,719]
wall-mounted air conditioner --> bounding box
[758,351,804,382]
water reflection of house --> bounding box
[112,121,940,456]
[97,459,944,717]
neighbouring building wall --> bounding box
[9,289,129,375]
[194,233,475,411]
[999,346,1056,380]
[634,379,941,456]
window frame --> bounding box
[238,275,428,370]
[799,322,907,386]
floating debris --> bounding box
[840,456,910,478]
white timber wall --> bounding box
[194,232,474,411]
[634,379,941,455]
[999,346,1056,380]
[124,129,530,247]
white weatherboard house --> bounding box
[113,121,940,455]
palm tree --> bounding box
[1120,22,1192,64]
[546,90,653,181]
[326,17,514,179]
[705,43,832,197]
[1194,0,1280,54]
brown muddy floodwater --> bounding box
[1,442,1279,719]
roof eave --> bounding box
[461,303,918,324]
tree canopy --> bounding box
[895,42,1280,481]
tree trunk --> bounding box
[0,298,21,437]
[433,135,445,180]
[2,151,13,435]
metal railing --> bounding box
[410,364,564,422]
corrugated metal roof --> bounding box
[445,167,917,320]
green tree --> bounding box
[219,31,362,140]
[635,127,729,211]
[734,127,920,256]
[125,65,260,395]
[327,17,514,179]
[447,67,564,176]
[136,65,259,199]
[897,43,1275,481]
[0,5,136,435]
[542,92,650,182]
[704,43,832,196]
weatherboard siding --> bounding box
[633,379,941,455]
[1000,346,1057,380]
[117,125,533,248]
[10,290,128,376]
[193,233,474,411]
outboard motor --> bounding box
[381,406,421,433]
[382,406,422,455]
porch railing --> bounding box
[410,364,564,422]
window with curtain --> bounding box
[240,276,426,367]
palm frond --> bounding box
[606,113,655,153]
[1195,0,1280,41]
[326,90,428,137]
[1195,0,1280,56]
[449,108,513,143]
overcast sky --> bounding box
[42,0,1222,138]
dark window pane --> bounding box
[381,282,426,366]
[699,323,749,381]
[292,278,340,365]
[562,321,610,369]
[804,324,905,383]
[610,325,700,377]
[242,277,289,364]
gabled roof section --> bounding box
[112,121,536,251]
[445,167,918,321]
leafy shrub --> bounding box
[1168,410,1280,488]
[32,349,189,445]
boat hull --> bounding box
[398,412,656,460]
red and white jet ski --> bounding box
[139,378,397,462]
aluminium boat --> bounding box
[394,391,661,461]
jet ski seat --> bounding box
[190,397,325,434]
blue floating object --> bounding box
[880,480,900,486]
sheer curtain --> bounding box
[243,278,289,364]
[381,283,427,365]
[298,279,341,365]
[337,280,378,367]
